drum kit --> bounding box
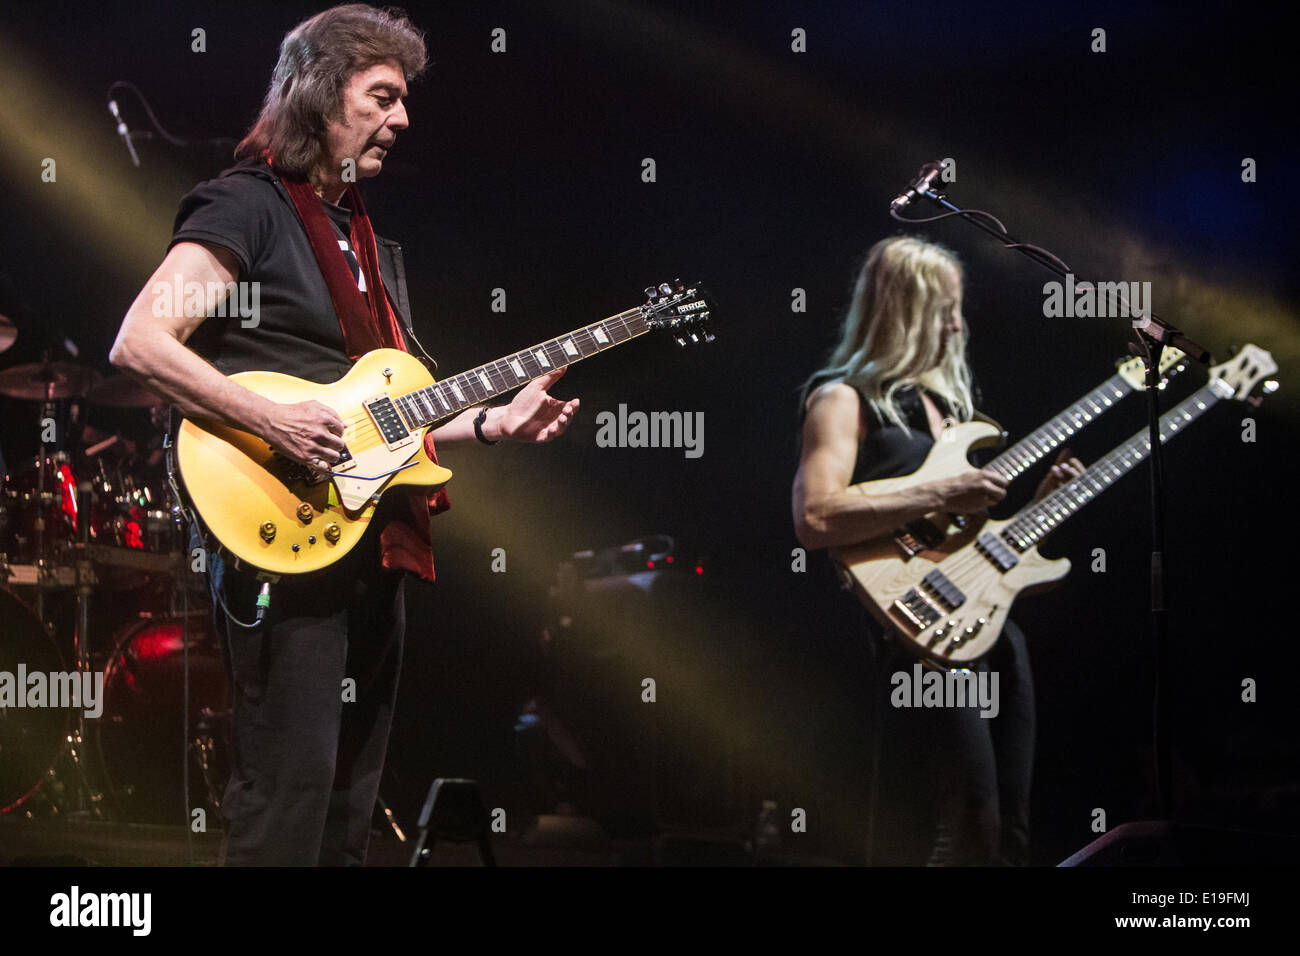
[0,313,229,827]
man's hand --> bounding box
[262,400,348,474]
[495,367,580,443]
[1033,447,1086,502]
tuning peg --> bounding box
[674,335,688,347]
[644,286,658,300]
[659,282,673,296]
[702,330,715,343]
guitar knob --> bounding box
[324,523,341,544]
[297,503,313,523]
[259,521,276,543]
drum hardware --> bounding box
[95,612,230,824]
[192,707,226,812]
[0,360,100,402]
[57,481,108,819]
[0,587,69,816]
[1,354,232,832]
[86,374,165,409]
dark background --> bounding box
[1,0,1295,864]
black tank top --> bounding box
[800,373,951,483]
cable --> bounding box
[891,204,1074,275]
[107,80,191,147]
[164,429,194,864]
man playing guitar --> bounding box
[110,4,578,865]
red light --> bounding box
[665,555,674,564]
[694,565,703,575]
[646,560,654,569]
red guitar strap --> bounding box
[271,156,450,581]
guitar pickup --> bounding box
[975,531,1019,572]
[920,568,965,611]
[363,395,416,451]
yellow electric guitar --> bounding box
[833,344,1276,663]
[177,281,714,576]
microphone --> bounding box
[890,160,946,211]
[107,98,140,167]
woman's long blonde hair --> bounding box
[804,235,974,429]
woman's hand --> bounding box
[931,468,1009,515]
[1033,447,1086,502]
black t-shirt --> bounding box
[169,164,384,385]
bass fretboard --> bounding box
[985,371,1137,481]
[1000,377,1232,551]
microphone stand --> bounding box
[898,178,1210,820]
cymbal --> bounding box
[88,374,165,408]
[0,314,15,353]
[0,361,100,401]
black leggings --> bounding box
[867,620,1036,866]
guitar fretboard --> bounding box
[986,372,1135,481]
[1000,378,1231,552]
[391,308,649,429]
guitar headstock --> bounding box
[642,280,715,347]
[1208,343,1279,402]
[1116,346,1187,391]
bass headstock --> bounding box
[1116,346,1188,391]
[1208,343,1279,403]
[642,280,715,347]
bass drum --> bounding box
[0,589,68,815]
[96,613,230,824]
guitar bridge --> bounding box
[892,568,967,634]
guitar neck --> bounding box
[998,378,1231,552]
[391,307,650,428]
[986,370,1137,481]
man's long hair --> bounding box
[803,236,974,429]
[235,4,427,179]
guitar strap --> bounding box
[271,156,450,582]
